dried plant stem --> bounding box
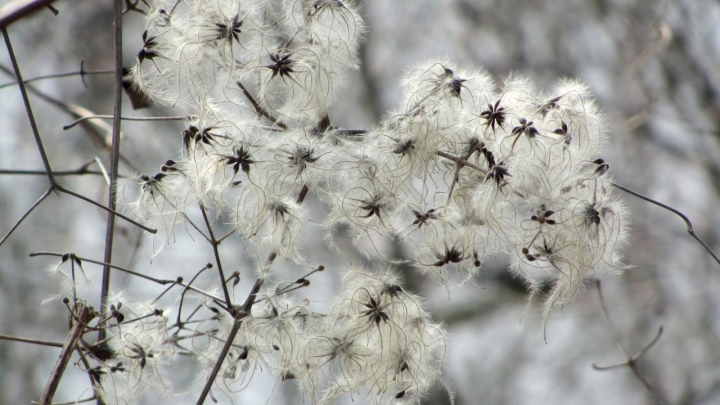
[0,186,52,247]
[63,114,189,130]
[32,396,97,405]
[0,334,64,348]
[0,184,155,247]
[99,0,124,344]
[236,80,287,130]
[0,0,58,28]
[0,29,154,247]
[196,278,264,405]
[2,28,55,185]
[0,68,113,89]
[29,252,221,301]
[56,185,156,233]
[0,63,138,171]
[612,182,720,266]
[593,280,667,405]
[200,204,232,306]
[435,150,488,174]
[38,304,96,405]
[0,169,109,176]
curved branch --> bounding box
[612,182,720,266]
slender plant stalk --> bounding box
[594,280,667,405]
[29,252,221,300]
[0,63,139,172]
[38,304,95,405]
[611,182,720,266]
[200,204,232,306]
[196,278,264,405]
[99,0,124,345]
[0,68,113,89]
[0,334,64,348]
[0,169,108,176]
[0,186,52,247]
[2,28,55,185]
[63,114,189,130]
[0,0,58,29]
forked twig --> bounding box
[0,63,138,171]
[29,252,222,301]
[0,186,53,246]
[612,182,720,266]
[593,280,667,405]
[200,204,232,306]
[196,278,264,405]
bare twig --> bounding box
[55,185,156,233]
[200,204,232,306]
[612,182,720,266]
[0,168,109,177]
[0,0,58,28]
[99,0,125,346]
[38,303,96,405]
[0,63,138,172]
[236,80,287,130]
[0,186,52,247]
[0,68,113,89]
[175,264,213,326]
[3,28,55,185]
[29,252,221,301]
[435,150,488,174]
[593,280,667,405]
[0,334,64,348]
[196,278,264,405]
[63,114,189,130]
[32,396,97,405]
[0,183,155,248]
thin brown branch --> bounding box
[196,278,264,405]
[447,144,482,203]
[0,168,109,176]
[612,182,720,266]
[435,150,488,175]
[0,186,52,247]
[0,0,58,28]
[29,252,221,301]
[33,396,97,405]
[236,80,287,130]
[0,63,139,172]
[175,264,213,326]
[100,0,125,346]
[3,28,55,185]
[55,185,156,234]
[38,304,96,405]
[63,114,189,130]
[0,333,64,348]
[0,68,113,90]
[0,159,119,177]
[200,204,232,306]
[593,280,667,405]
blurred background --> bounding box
[1,0,719,404]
